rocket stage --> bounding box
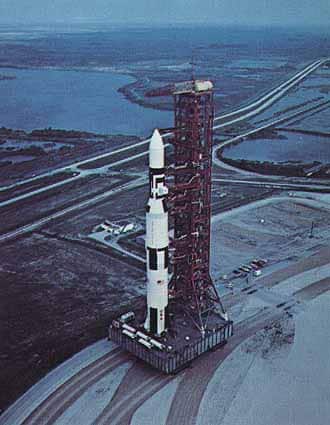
[109,304,233,374]
[109,80,233,373]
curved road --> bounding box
[2,246,330,424]
[1,59,330,424]
[0,58,328,202]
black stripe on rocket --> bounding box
[147,247,169,270]
[145,199,167,213]
[149,167,166,198]
[149,307,158,334]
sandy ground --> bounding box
[274,263,330,296]
[198,293,330,425]
[0,339,116,425]
[211,195,330,279]
[130,377,182,425]
[2,192,330,424]
[54,362,133,425]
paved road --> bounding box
[213,177,330,191]
[213,106,330,175]
[22,349,130,425]
[0,177,147,243]
[1,97,328,213]
[213,58,327,123]
[0,149,150,209]
[213,58,328,130]
[1,59,330,424]
[166,308,284,425]
[212,99,330,173]
[1,175,329,245]
[2,247,330,425]
[0,58,327,202]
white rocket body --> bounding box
[145,129,169,336]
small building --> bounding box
[99,220,136,236]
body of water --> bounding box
[0,139,71,151]
[222,131,330,164]
[0,24,328,137]
[0,67,172,136]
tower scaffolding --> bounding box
[168,81,227,333]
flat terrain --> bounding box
[2,240,330,424]
[211,196,330,278]
[0,55,329,421]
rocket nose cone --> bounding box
[149,128,164,169]
[150,128,164,150]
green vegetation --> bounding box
[220,156,323,178]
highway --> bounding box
[212,100,330,175]
[213,58,328,129]
[0,150,150,209]
[0,177,147,243]
[1,95,328,210]
[0,136,160,193]
[212,98,330,156]
[213,178,330,192]
[0,94,328,244]
[0,57,327,203]
[212,176,330,192]
[1,58,329,425]
[213,58,327,123]
[0,100,328,212]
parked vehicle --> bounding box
[120,311,135,323]
[240,266,251,273]
[253,259,267,267]
[243,265,253,271]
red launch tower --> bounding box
[168,80,226,332]
[109,80,232,374]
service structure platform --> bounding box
[109,305,233,374]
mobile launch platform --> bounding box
[109,79,233,373]
[109,305,233,374]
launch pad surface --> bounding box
[109,306,233,374]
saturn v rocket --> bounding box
[144,129,169,336]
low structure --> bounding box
[96,220,136,236]
[109,307,232,374]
